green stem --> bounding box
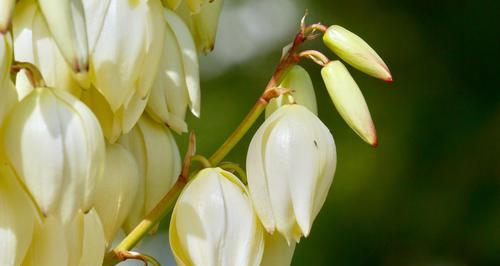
[208,98,268,166]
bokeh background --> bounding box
[136,0,500,265]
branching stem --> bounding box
[104,14,323,265]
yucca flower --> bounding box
[247,104,337,243]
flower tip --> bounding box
[385,75,393,83]
[370,135,379,148]
[0,26,9,35]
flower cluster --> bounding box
[0,0,392,265]
[0,0,222,265]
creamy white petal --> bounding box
[0,166,36,266]
[170,168,264,266]
[164,8,201,117]
[94,143,140,244]
[90,0,150,112]
[37,0,89,72]
[260,233,296,266]
[0,0,15,32]
[78,209,106,266]
[22,216,68,266]
[147,17,189,133]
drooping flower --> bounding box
[170,168,264,266]
[2,87,105,223]
[247,104,337,243]
[119,115,181,233]
[94,143,140,245]
[12,0,82,99]
[321,60,377,146]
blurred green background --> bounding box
[177,0,500,265]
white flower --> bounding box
[119,115,181,233]
[2,87,105,223]
[247,104,337,243]
[12,0,82,99]
[170,168,264,266]
[321,60,377,146]
[0,0,15,33]
[94,143,140,245]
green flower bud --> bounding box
[323,25,392,82]
[266,65,318,118]
[170,168,264,266]
[321,60,377,146]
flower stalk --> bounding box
[104,15,324,265]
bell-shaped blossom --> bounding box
[89,0,163,113]
[0,33,18,127]
[170,168,264,266]
[0,0,15,33]
[321,60,377,146]
[266,65,317,118]
[260,233,296,266]
[323,25,392,82]
[163,8,201,118]
[12,0,81,99]
[247,105,337,243]
[119,115,181,232]
[23,210,106,266]
[146,9,193,133]
[94,143,140,245]
[2,87,105,223]
[37,0,89,73]
[0,165,36,266]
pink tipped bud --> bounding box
[323,25,392,82]
[321,61,378,146]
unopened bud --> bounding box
[321,60,377,146]
[323,25,392,82]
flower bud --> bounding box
[191,0,224,53]
[164,8,201,117]
[266,65,317,118]
[37,0,89,72]
[0,33,18,127]
[0,0,15,33]
[13,0,82,99]
[119,115,181,232]
[321,60,377,146]
[0,165,36,266]
[170,168,264,266]
[2,87,105,223]
[94,143,140,245]
[247,105,337,243]
[260,233,296,266]
[323,25,392,82]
